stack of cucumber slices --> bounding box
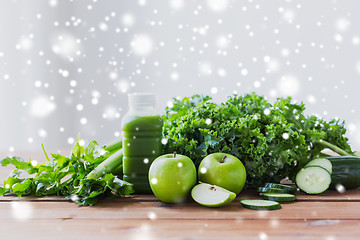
[295,156,360,193]
[240,183,297,210]
[241,156,360,210]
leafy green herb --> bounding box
[162,93,355,188]
[0,138,133,206]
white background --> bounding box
[0,0,359,153]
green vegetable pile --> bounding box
[0,92,355,205]
[0,138,133,206]
[162,93,354,188]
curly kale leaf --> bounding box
[162,93,354,188]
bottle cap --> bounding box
[128,93,156,107]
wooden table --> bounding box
[1,152,360,239]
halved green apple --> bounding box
[191,183,236,207]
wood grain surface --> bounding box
[1,151,360,239]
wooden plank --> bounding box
[2,200,360,220]
[295,189,360,201]
[0,194,157,202]
[2,188,360,202]
[238,189,360,202]
[0,219,359,240]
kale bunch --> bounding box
[162,93,354,188]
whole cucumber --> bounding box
[326,156,360,190]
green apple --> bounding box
[148,152,197,203]
[198,153,246,195]
[191,183,236,207]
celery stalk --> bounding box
[87,149,123,179]
[104,138,122,152]
[317,139,357,156]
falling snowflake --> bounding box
[67,137,75,144]
[281,8,295,23]
[266,59,280,73]
[49,0,58,7]
[117,79,131,93]
[356,62,360,73]
[307,95,317,104]
[150,178,158,184]
[30,96,56,118]
[281,48,290,57]
[16,36,33,51]
[38,129,48,138]
[170,72,180,81]
[98,22,109,32]
[334,34,343,43]
[103,106,119,120]
[206,0,229,12]
[138,0,147,6]
[80,117,87,125]
[282,132,290,140]
[198,62,213,75]
[166,101,174,108]
[216,35,230,49]
[217,68,227,77]
[241,69,248,76]
[335,18,350,32]
[259,232,268,240]
[335,184,346,194]
[52,32,81,59]
[277,75,300,96]
[148,212,157,220]
[169,0,184,10]
[211,87,218,94]
[264,109,271,116]
[11,202,33,221]
[131,34,154,56]
[121,13,135,27]
[352,36,360,45]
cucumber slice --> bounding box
[257,187,290,194]
[264,183,296,192]
[295,166,331,194]
[260,193,296,202]
[240,199,281,210]
[305,158,332,174]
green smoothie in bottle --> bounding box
[122,93,163,193]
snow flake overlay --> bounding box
[0,0,359,152]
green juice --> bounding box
[122,115,163,193]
